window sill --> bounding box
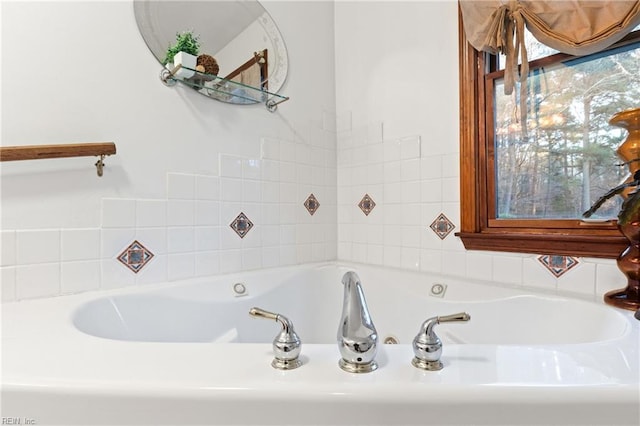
[457,231,626,259]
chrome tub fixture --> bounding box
[337,271,378,373]
[249,307,302,370]
[412,312,471,371]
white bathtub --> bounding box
[2,262,639,425]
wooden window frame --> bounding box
[456,8,635,259]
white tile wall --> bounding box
[135,228,167,255]
[0,112,626,305]
[522,255,557,291]
[558,262,596,297]
[168,227,195,253]
[195,251,219,277]
[61,261,100,294]
[16,263,60,299]
[167,200,195,226]
[219,155,243,178]
[595,260,628,296]
[2,0,626,310]
[1,230,16,266]
[335,115,621,302]
[17,229,60,264]
[338,120,461,272]
[195,227,220,251]
[101,258,135,290]
[195,176,220,201]
[491,255,523,285]
[137,255,168,285]
[135,200,167,228]
[1,267,16,302]
[168,253,195,281]
[101,228,136,260]
[101,199,135,228]
[167,173,196,199]
[1,121,337,301]
[465,252,493,282]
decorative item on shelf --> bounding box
[163,31,200,79]
[583,107,640,311]
[196,54,219,76]
[192,54,220,87]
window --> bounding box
[458,13,640,258]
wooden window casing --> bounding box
[456,9,640,259]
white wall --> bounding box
[333,0,625,301]
[1,1,338,300]
[0,0,627,303]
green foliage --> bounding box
[163,31,200,65]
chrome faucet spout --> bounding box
[337,271,378,373]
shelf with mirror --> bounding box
[160,49,289,112]
[135,0,290,112]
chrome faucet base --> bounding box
[339,359,378,373]
[272,358,303,370]
[411,357,443,371]
[249,307,302,370]
[411,312,470,371]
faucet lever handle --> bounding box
[412,311,470,371]
[249,307,279,321]
[249,307,302,370]
[436,312,471,323]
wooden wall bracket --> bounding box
[0,142,116,177]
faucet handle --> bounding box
[249,307,279,321]
[249,307,302,370]
[411,312,470,371]
[435,312,471,324]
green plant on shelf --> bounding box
[163,31,200,65]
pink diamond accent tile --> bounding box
[118,240,154,273]
[430,213,455,240]
[358,194,376,216]
[537,255,579,277]
[230,212,254,238]
[304,193,320,216]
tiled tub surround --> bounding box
[335,120,628,302]
[0,115,626,304]
[1,135,628,303]
[0,0,626,309]
[1,138,337,301]
[337,121,459,272]
[3,263,638,425]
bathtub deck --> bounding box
[3,339,640,425]
[2,265,639,425]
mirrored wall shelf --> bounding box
[160,65,289,112]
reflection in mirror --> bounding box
[134,0,288,106]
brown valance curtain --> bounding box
[459,0,640,121]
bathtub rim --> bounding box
[2,261,638,377]
[1,260,621,304]
[2,261,639,425]
[58,260,633,346]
